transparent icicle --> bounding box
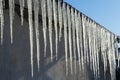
[81,14,86,73]
[80,14,84,72]
[105,31,108,76]
[111,34,116,80]
[58,1,63,41]
[85,19,89,63]
[91,22,96,78]
[91,23,94,74]
[96,25,100,78]
[102,29,107,77]
[67,5,73,74]
[53,0,58,60]
[75,11,81,72]
[71,8,77,74]
[93,23,97,79]
[27,0,34,77]
[107,33,112,79]
[41,0,47,57]
[85,19,89,66]
[47,0,53,62]
[0,0,4,45]
[78,13,83,72]
[19,0,24,25]
[88,20,92,71]
[34,0,40,72]
[94,24,99,79]
[93,24,96,78]
[63,3,68,75]
[9,0,15,44]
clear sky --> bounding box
[64,0,120,36]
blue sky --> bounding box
[64,0,120,36]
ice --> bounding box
[63,3,68,75]
[79,15,84,72]
[95,25,100,78]
[34,0,40,72]
[41,0,47,57]
[9,0,15,44]
[0,0,4,45]
[58,1,63,41]
[81,14,86,73]
[19,0,24,25]
[1,0,117,79]
[88,20,93,71]
[47,0,53,62]
[67,5,73,74]
[53,0,58,60]
[27,0,34,77]
[71,8,77,74]
[75,10,81,72]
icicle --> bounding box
[88,20,93,71]
[0,0,4,45]
[91,22,96,78]
[102,29,107,78]
[80,14,84,72]
[53,0,58,60]
[93,23,97,79]
[95,26,100,79]
[71,8,77,74]
[27,0,34,77]
[41,0,47,57]
[9,0,15,44]
[111,34,116,80]
[34,0,40,72]
[63,3,68,75]
[67,5,73,74]
[78,13,83,73]
[81,14,86,73]
[47,0,53,62]
[19,0,24,25]
[94,24,99,79]
[107,32,112,79]
[75,11,81,72]
[58,1,63,41]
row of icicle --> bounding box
[0,0,117,79]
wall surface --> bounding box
[0,1,117,80]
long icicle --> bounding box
[88,20,92,71]
[53,0,58,60]
[80,14,84,72]
[111,34,116,80]
[63,3,68,75]
[81,14,86,74]
[0,0,4,45]
[19,0,24,25]
[41,0,47,57]
[67,5,73,74]
[96,25,100,79]
[78,13,84,73]
[58,1,63,41]
[75,11,81,72]
[47,0,53,62]
[71,8,77,74]
[27,0,34,77]
[34,0,40,72]
[9,0,15,44]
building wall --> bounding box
[0,1,117,80]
